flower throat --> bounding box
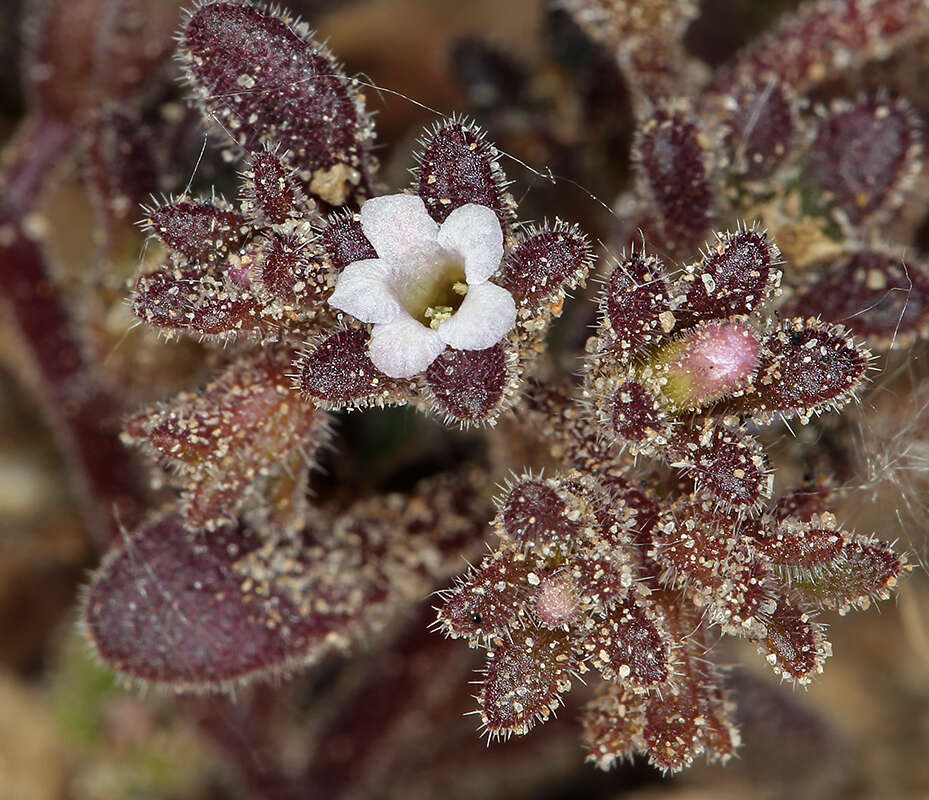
[400,258,469,328]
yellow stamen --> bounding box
[425,305,455,329]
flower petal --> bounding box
[437,282,516,350]
[437,203,505,284]
[327,258,404,323]
[368,316,446,378]
[360,194,441,269]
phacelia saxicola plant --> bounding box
[3,0,926,793]
[82,0,594,691]
[83,0,909,763]
[132,0,594,430]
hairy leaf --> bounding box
[584,595,671,689]
[413,118,515,228]
[478,629,576,738]
[757,597,831,684]
[124,349,326,530]
[680,423,770,511]
[679,228,781,324]
[788,250,929,349]
[499,478,584,547]
[318,212,377,272]
[425,343,517,426]
[602,253,672,352]
[131,266,262,339]
[142,198,249,264]
[242,149,308,226]
[719,76,797,176]
[754,318,870,423]
[634,104,714,253]
[435,551,530,642]
[296,328,409,408]
[810,96,923,226]
[82,515,354,689]
[179,1,375,205]
[500,222,594,318]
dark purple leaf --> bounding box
[142,199,249,264]
[124,350,326,531]
[682,423,770,511]
[82,515,355,689]
[757,598,831,684]
[179,1,374,205]
[499,222,593,316]
[602,253,672,352]
[500,478,582,546]
[720,77,796,176]
[413,119,515,228]
[788,250,929,348]
[790,535,906,613]
[608,379,669,446]
[257,232,324,305]
[633,105,714,253]
[435,552,529,642]
[810,96,922,226]
[296,328,407,407]
[582,685,646,770]
[425,343,516,425]
[639,596,740,772]
[754,318,870,422]
[752,518,846,570]
[680,228,780,324]
[584,595,671,689]
[319,211,377,272]
[478,628,576,738]
[243,149,306,225]
[132,266,261,339]
[710,0,929,93]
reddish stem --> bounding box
[191,693,300,800]
[0,115,147,544]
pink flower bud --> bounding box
[655,321,761,410]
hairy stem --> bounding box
[0,115,147,544]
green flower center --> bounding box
[399,259,469,327]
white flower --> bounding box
[327,194,517,379]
